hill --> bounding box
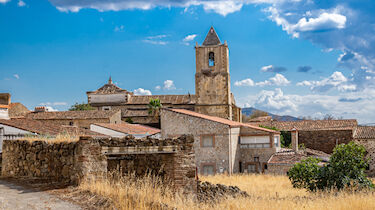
[242,107,300,121]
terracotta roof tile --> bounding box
[8,102,30,118]
[26,110,120,120]
[127,95,196,105]
[267,151,307,165]
[248,119,357,131]
[87,83,132,95]
[354,126,375,139]
[94,123,160,135]
[167,109,279,133]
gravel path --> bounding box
[0,179,81,210]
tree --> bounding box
[148,98,162,119]
[280,131,291,148]
[288,142,373,191]
[69,103,95,111]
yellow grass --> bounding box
[22,133,79,143]
[78,173,375,210]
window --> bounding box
[239,136,270,148]
[254,157,259,162]
[202,165,215,175]
[274,136,280,147]
[69,121,74,126]
[102,106,111,111]
[208,52,215,67]
[201,135,214,147]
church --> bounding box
[86,27,242,127]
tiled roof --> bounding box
[8,103,30,118]
[127,94,196,105]
[248,119,357,131]
[248,116,272,122]
[202,26,221,46]
[167,108,279,133]
[122,109,149,117]
[353,126,375,139]
[94,123,160,135]
[87,79,132,95]
[26,110,120,120]
[267,151,307,165]
[0,119,102,136]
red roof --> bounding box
[94,123,160,135]
[167,109,279,133]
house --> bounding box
[160,108,280,175]
[90,122,161,138]
[0,93,11,120]
[86,27,242,127]
[353,126,375,176]
[8,102,30,118]
[248,119,358,154]
[26,109,121,129]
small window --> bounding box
[69,121,74,126]
[202,165,215,175]
[201,135,214,147]
[264,164,268,170]
[208,52,215,67]
[274,136,279,147]
[254,157,259,162]
[102,106,111,111]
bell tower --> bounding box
[195,26,235,120]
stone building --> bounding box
[90,122,160,138]
[26,110,121,129]
[86,27,241,126]
[0,93,10,120]
[160,108,280,175]
[353,126,375,176]
[248,119,358,154]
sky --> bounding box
[1,0,375,124]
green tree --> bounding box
[288,142,373,191]
[148,98,162,119]
[69,103,95,111]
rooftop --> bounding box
[94,123,160,135]
[202,26,221,46]
[128,94,196,105]
[167,108,279,133]
[87,77,133,95]
[26,110,120,120]
[353,126,375,139]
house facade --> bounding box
[160,108,280,175]
[86,27,241,127]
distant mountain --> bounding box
[242,107,301,122]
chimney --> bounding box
[291,127,299,152]
[34,106,47,113]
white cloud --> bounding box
[234,78,255,87]
[254,88,298,112]
[234,74,290,87]
[297,71,356,92]
[0,0,10,4]
[114,25,124,32]
[18,0,26,7]
[40,102,67,106]
[255,73,290,86]
[143,35,168,45]
[182,34,197,45]
[293,12,346,32]
[163,80,176,90]
[260,65,287,73]
[200,1,243,16]
[13,74,19,79]
[133,88,152,95]
[45,106,58,112]
[155,85,161,91]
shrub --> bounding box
[288,142,374,191]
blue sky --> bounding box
[1,0,375,124]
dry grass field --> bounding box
[78,173,375,210]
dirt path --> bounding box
[0,179,81,210]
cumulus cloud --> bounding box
[297,71,356,92]
[254,88,298,112]
[297,66,312,73]
[133,88,152,95]
[18,0,26,7]
[13,74,19,79]
[155,85,161,91]
[163,80,176,90]
[234,74,290,87]
[45,106,58,112]
[260,65,287,73]
[40,102,68,106]
[143,35,168,45]
[0,0,10,3]
[182,34,197,45]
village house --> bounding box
[160,108,280,175]
[353,126,375,176]
[0,93,10,120]
[0,93,30,120]
[90,122,160,138]
[86,27,242,127]
[25,108,121,129]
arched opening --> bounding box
[208,52,215,67]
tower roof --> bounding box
[202,26,221,46]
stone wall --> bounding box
[354,139,375,177]
[1,135,196,193]
[298,129,353,154]
[265,164,292,175]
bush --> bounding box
[288,142,374,191]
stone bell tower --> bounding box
[195,26,235,121]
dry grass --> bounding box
[22,133,79,143]
[78,173,375,210]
